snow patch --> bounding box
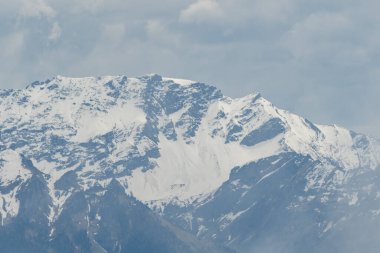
[162,77,196,86]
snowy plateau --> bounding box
[0,74,380,253]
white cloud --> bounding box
[0,32,25,63]
[289,12,351,41]
[179,0,298,26]
[0,31,25,86]
[101,23,126,46]
[20,0,56,19]
[179,0,223,24]
[62,0,106,14]
[146,20,181,46]
[146,20,166,36]
[48,22,62,41]
[251,0,296,22]
[284,12,369,64]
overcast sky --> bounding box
[0,0,379,138]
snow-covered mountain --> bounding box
[0,74,380,252]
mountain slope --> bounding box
[1,74,380,252]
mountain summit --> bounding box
[1,74,380,252]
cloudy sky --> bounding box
[0,0,379,137]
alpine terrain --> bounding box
[0,74,380,253]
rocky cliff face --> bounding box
[1,74,379,252]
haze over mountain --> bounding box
[0,74,380,252]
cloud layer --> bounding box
[0,0,379,137]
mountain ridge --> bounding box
[1,74,380,252]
